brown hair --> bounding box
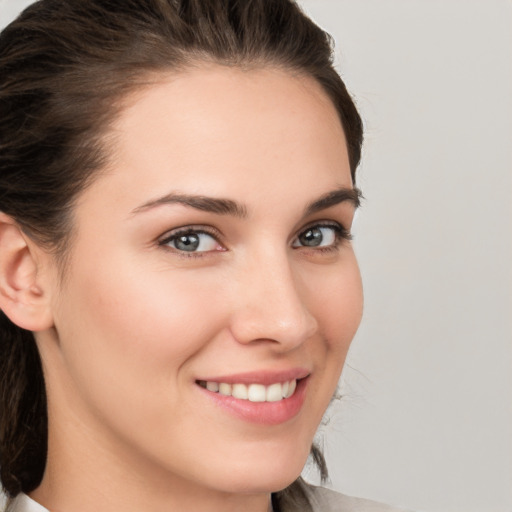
[0,0,363,505]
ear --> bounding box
[0,213,54,332]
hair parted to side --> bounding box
[0,0,363,503]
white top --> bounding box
[4,494,47,512]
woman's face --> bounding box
[39,66,363,497]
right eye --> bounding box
[160,229,222,254]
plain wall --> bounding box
[1,1,511,511]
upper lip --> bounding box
[196,368,310,386]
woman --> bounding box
[0,1,403,511]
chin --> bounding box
[215,469,302,495]
[202,441,311,495]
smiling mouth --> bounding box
[197,379,298,402]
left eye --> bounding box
[162,231,220,252]
[292,225,338,248]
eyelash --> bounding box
[158,222,352,259]
[298,222,352,253]
[158,226,222,258]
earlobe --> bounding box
[0,213,54,332]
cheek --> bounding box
[50,255,236,463]
[327,273,363,350]
[80,265,228,366]
[53,252,230,416]
[299,253,363,407]
[306,253,363,353]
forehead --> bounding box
[82,65,351,212]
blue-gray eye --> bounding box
[165,232,219,252]
[293,226,337,248]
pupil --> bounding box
[176,234,199,251]
[300,228,322,247]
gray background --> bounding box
[1,1,511,511]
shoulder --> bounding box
[301,483,408,512]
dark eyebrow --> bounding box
[131,193,248,218]
[131,187,361,219]
[304,187,362,216]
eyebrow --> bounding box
[303,187,362,216]
[131,193,248,218]
[131,186,361,218]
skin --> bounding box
[21,65,363,512]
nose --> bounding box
[228,250,318,350]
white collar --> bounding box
[6,494,49,512]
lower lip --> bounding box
[196,378,308,426]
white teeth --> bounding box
[206,381,219,392]
[232,383,248,400]
[266,383,283,402]
[248,384,266,402]
[202,379,298,402]
[286,378,296,398]
[218,383,232,396]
